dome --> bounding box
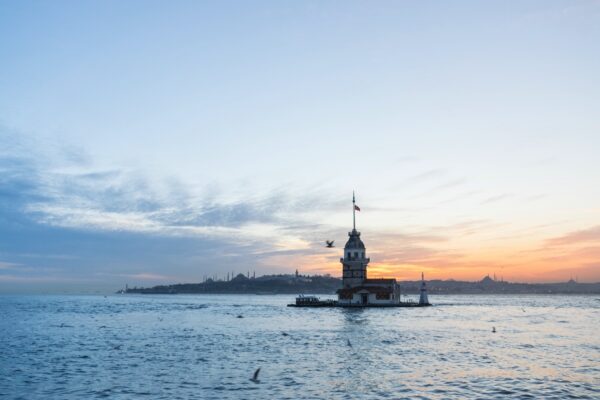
[344,229,365,249]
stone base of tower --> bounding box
[288,296,431,307]
[337,279,401,306]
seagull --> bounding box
[492,327,496,333]
[250,367,261,383]
[325,240,335,248]
[521,308,526,312]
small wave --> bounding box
[185,304,208,310]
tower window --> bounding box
[347,252,351,259]
[354,252,358,259]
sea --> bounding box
[1,294,598,399]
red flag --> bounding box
[354,205,361,212]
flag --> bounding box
[354,205,361,212]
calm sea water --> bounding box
[1,294,599,399]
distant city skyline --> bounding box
[1,1,599,292]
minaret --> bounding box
[419,272,429,305]
[341,192,369,288]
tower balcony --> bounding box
[340,257,370,263]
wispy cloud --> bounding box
[525,194,547,202]
[546,225,600,246]
[480,193,512,205]
[0,128,351,287]
[0,261,21,270]
[117,273,175,281]
[393,155,420,165]
[404,168,446,184]
[3,127,600,287]
[1,128,344,241]
[431,178,468,191]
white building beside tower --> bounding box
[337,193,401,305]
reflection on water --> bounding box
[0,294,598,399]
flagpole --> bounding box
[353,191,356,231]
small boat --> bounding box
[290,295,337,307]
[295,295,321,305]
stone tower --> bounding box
[341,192,370,288]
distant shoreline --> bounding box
[122,273,600,295]
[120,292,600,296]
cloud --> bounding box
[371,231,448,244]
[435,189,482,205]
[117,273,175,281]
[0,127,353,289]
[3,127,598,287]
[393,155,420,165]
[1,128,345,238]
[546,225,600,246]
[525,194,547,202]
[405,168,446,183]
[0,274,80,283]
[407,177,469,201]
[0,261,21,270]
[431,178,467,191]
[480,193,512,205]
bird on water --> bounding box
[250,367,261,383]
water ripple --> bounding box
[0,294,599,399]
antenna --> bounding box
[352,191,356,230]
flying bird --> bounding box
[492,327,496,333]
[250,367,261,383]
[326,240,335,248]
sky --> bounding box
[1,0,599,292]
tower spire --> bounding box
[352,191,356,231]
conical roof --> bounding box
[344,229,365,249]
